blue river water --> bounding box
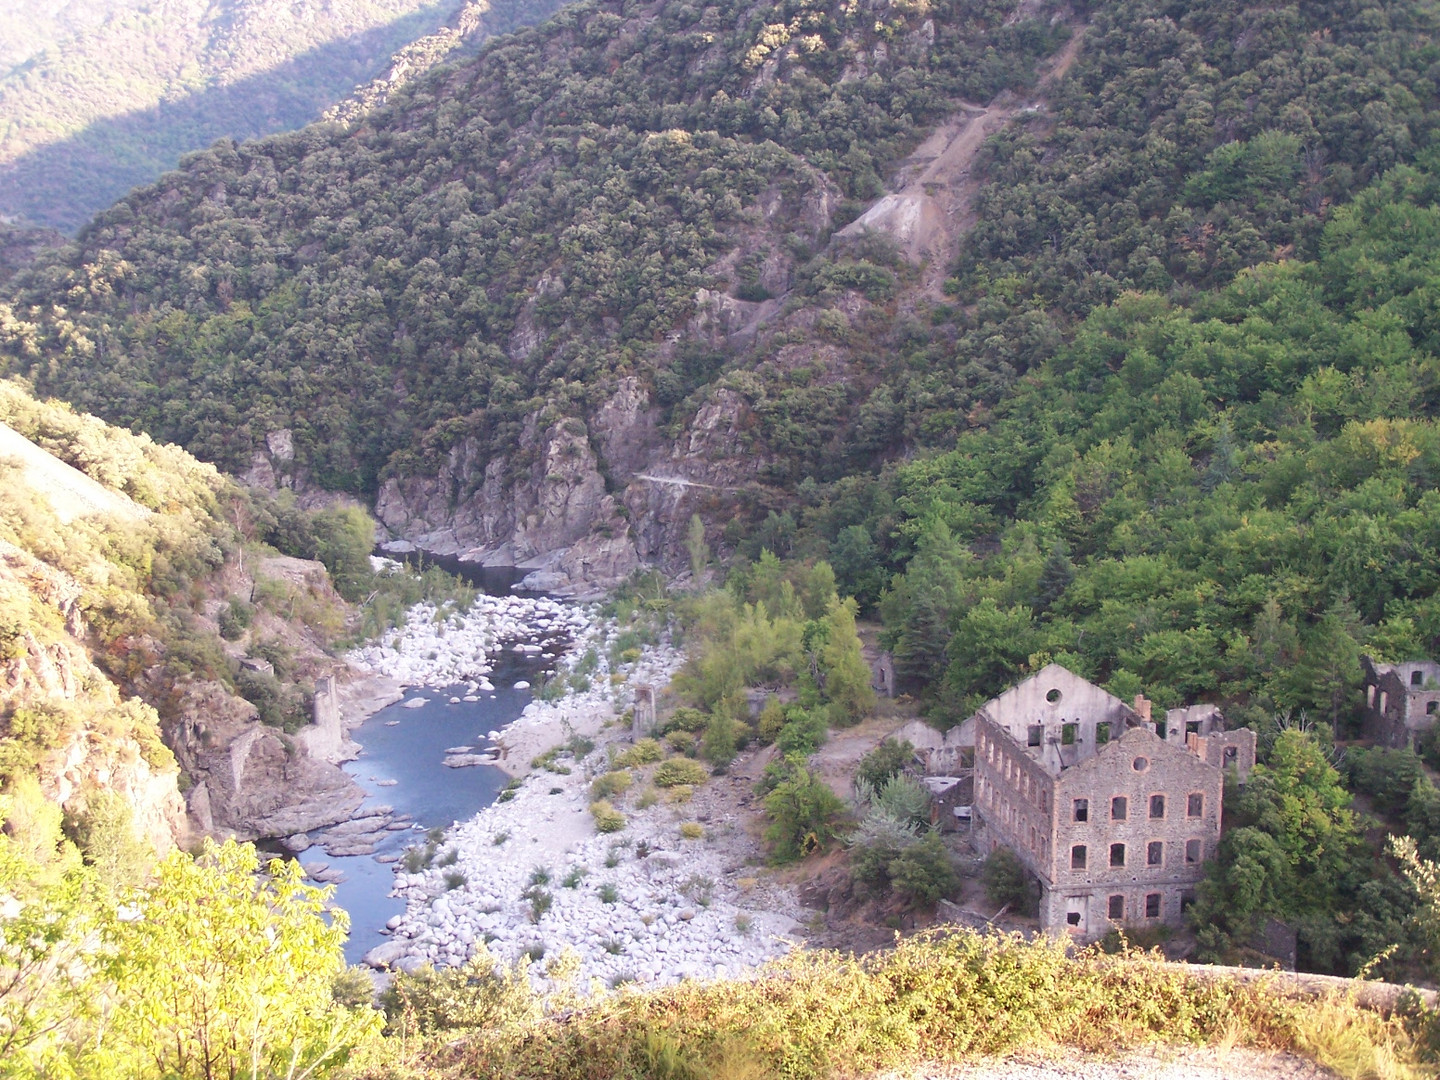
[319,649,550,964]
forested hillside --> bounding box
[0,0,1434,569]
[0,0,565,231]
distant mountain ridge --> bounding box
[0,0,565,231]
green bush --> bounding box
[217,598,254,641]
[663,707,709,734]
[981,847,1037,916]
[763,767,846,862]
[653,758,709,788]
[775,708,828,756]
[856,740,915,792]
[615,739,664,768]
[888,833,960,907]
[590,800,627,833]
[589,771,633,801]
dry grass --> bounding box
[349,930,1432,1080]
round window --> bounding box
[1133,756,1149,772]
[1045,688,1063,704]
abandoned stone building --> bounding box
[972,665,1256,942]
[1361,656,1440,749]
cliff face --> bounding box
[0,385,378,850]
[366,378,770,591]
[0,538,187,853]
[169,678,365,840]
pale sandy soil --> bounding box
[886,1045,1336,1080]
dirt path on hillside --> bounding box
[836,23,1087,298]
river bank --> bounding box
[344,593,806,988]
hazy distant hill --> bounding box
[0,0,563,231]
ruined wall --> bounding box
[1045,726,1222,940]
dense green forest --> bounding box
[1,0,1432,491]
[0,0,566,231]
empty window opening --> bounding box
[1186,720,1201,737]
[1150,794,1165,819]
[1108,894,1125,920]
[1188,793,1204,817]
[1111,796,1128,821]
[1065,896,1086,930]
[1156,719,1168,739]
[1071,845,1087,870]
[1073,798,1088,823]
[1110,843,1126,868]
[1096,722,1111,745]
[1046,688,1063,704]
[1185,839,1201,864]
[1224,746,1238,763]
[1180,892,1196,913]
[1027,724,1044,747]
[1066,911,1081,926]
[1147,841,1163,866]
[1145,893,1162,918]
[1061,723,1077,746]
[1414,670,1425,687]
[1380,691,1389,713]
[1133,756,1149,772]
[1429,702,1438,716]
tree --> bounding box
[0,837,381,1077]
[887,833,960,907]
[685,514,710,579]
[819,596,875,726]
[855,739,914,792]
[1192,730,1364,954]
[763,767,846,863]
[981,847,1036,916]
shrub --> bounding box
[561,866,587,888]
[590,770,632,801]
[524,887,552,922]
[874,774,931,830]
[663,707,709,734]
[598,883,619,903]
[775,708,828,756]
[848,814,919,893]
[615,738,665,768]
[982,847,1037,916]
[217,598,254,641]
[763,767,846,862]
[590,800,627,833]
[757,696,786,745]
[444,871,467,890]
[665,730,697,755]
[887,833,959,907]
[856,739,915,792]
[680,822,704,840]
[701,713,740,767]
[654,758,709,788]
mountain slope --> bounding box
[2,0,1438,595]
[0,0,566,231]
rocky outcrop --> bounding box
[1,539,187,853]
[375,406,645,594]
[170,678,366,839]
[374,379,771,593]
